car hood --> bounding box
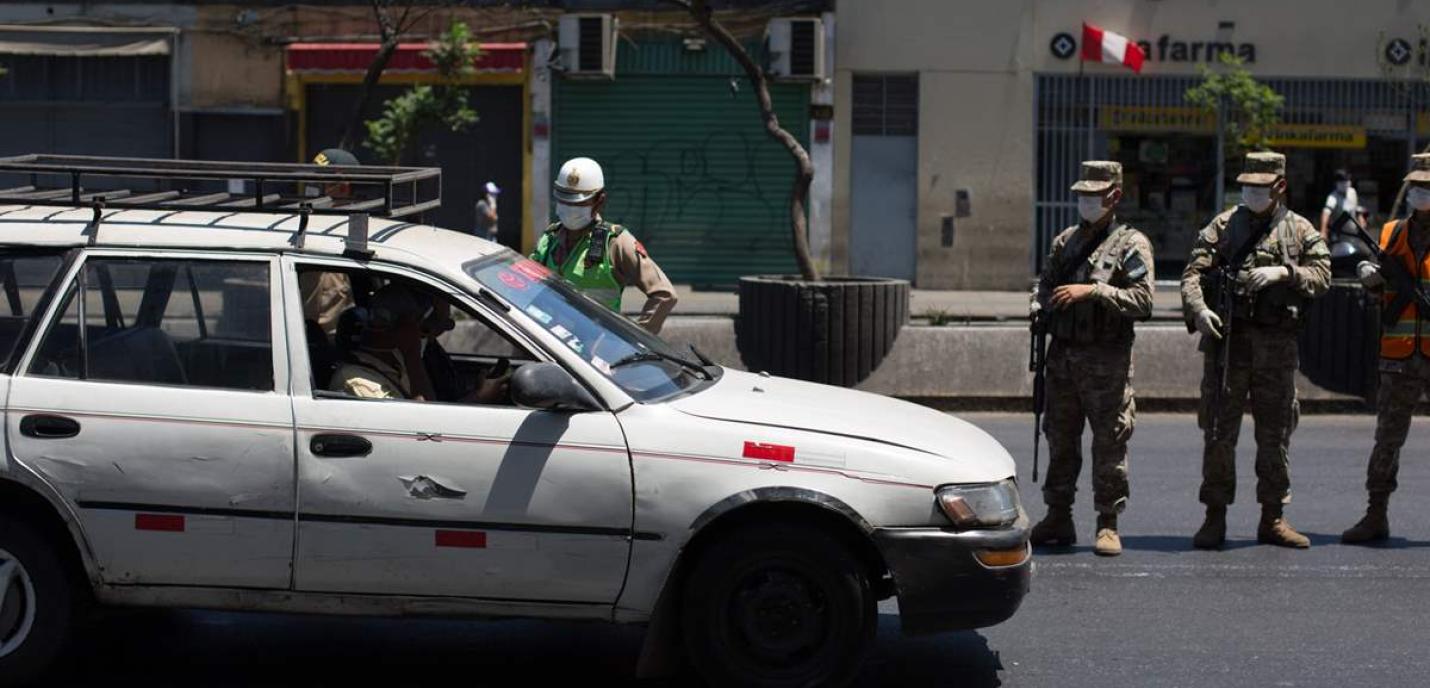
[669,369,1014,471]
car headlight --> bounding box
[936,479,1021,529]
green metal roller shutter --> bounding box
[553,41,810,288]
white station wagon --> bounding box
[0,156,1030,688]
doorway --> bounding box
[851,74,918,281]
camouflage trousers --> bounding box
[1363,355,1430,497]
[1197,326,1300,507]
[1041,342,1134,514]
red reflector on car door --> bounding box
[135,514,185,532]
[435,530,487,548]
[743,441,795,462]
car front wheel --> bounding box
[681,523,877,688]
[0,520,76,687]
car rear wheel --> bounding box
[0,520,76,687]
[681,524,877,688]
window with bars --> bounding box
[852,74,918,137]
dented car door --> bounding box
[282,257,635,604]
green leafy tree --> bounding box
[1185,53,1285,155]
[364,21,480,165]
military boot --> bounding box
[1093,514,1121,557]
[1257,505,1310,549]
[1341,495,1390,544]
[1192,505,1226,550]
[1030,506,1076,547]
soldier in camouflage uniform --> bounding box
[1029,161,1155,557]
[1182,151,1331,550]
[1342,154,1430,544]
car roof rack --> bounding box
[0,154,442,221]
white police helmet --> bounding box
[554,157,605,204]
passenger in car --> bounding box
[330,283,507,404]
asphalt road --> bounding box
[38,413,1430,687]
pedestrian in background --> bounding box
[476,181,500,243]
[1319,168,1359,241]
[1181,151,1330,550]
[1342,154,1430,544]
[1028,161,1155,557]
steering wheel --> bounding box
[487,356,511,380]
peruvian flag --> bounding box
[1081,22,1145,73]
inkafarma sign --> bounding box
[1051,31,1256,64]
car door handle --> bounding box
[310,433,372,458]
[19,414,81,439]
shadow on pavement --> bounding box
[859,615,1002,687]
[42,609,1006,687]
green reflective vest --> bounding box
[531,222,623,310]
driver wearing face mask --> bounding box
[1180,150,1331,551]
[531,157,678,334]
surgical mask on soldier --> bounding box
[1409,186,1430,212]
[556,203,593,230]
[1241,186,1274,213]
[1076,194,1108,222]
[1335,181,1351,194]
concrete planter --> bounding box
[736,275,910,386]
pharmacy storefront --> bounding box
[1032,9,1430,276]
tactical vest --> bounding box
[1050,224,1139,347]
[1377,220,1430,360]
[1216,208,1306,329]
[532,222,623,310]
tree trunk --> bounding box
[337,37,400,152]
[671,0,820,281]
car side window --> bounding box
[29,257,275,391]
[0,251,65,372]
[301,266,532,405]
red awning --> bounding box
[286,42,525,73]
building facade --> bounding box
[834,0,1430,289]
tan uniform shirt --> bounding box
[1032,219,1157,319]
[330,349,413,400]
[552,226,678,334]
[299,271,354,335]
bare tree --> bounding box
[665,0,820,281]
[335,0,445,152]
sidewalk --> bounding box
[627,283,1188,322]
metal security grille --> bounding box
[852,74,918,136]
[1033,74,1430,275]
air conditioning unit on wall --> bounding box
[768,17,824,81]
[558,14,618,78]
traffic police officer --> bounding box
[1342,154,1430,544]
[1182,151,1330,550]
[1029,161,1156,557]
[533,157,677,334]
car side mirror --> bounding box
[510,362,602,412]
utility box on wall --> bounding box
[558,14,618,79]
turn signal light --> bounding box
[975,545,1030,568]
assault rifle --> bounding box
[1203,263,1237,445]
[1332,211,1430,327]
[1029,311,1047,483]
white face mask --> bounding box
[1077,194,1109,223]
[1335,181,1351,194]
[556,203,593,230]
[1409,186,1430,212]
[1241,186,1274,213]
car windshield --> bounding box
[464,251,713,403]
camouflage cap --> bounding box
[1405,153,1430,183]
[1235,151,1285,185]
[1069,161,1122,193]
